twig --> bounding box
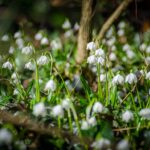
[0,109,92,146]
[97,0,133,42]
[76,0,96,64]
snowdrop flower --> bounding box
[117,29,125,36]
[86,42,96,51]
[62,19,71,29]
[1,34,9,41]
[13,89,19,95]
[107,37,116,47]
[123,44,130,51]
[126,50,135,59]
[11,72,17,79]
[87,55,96,64]
[92,138,111,149]
[145,57,150,65]
[95,48,105,57]
[109,52,117,61]
[97,57,105,66]
[64,30,73,38]
[74,22,80,31]
[0,129,12,144]
[41,37,49,45]
[111,45,116,51]
[44,79,56,92]
[139,108,150,120]
[112,74,124,85]
[52,105,64,118]
[117,139,129,150]
[100,74,106,82]
[51,39,62,50]
[118,21,126,29]
[33,102,46,117]
[9,46,15,54]
[125,73,137,84]
[106,27,114,38]
[14,31,22,38]
[146,71,150,80]
[93,102,104,113]
[2,61,13,70]
[81,120,89,130]
[16,38,24,49]
[62,98,70,110]
[37,55,49,66]
[146,46,150,54]
[140,43,147,51]
[24,62,35,70]
[22,46,33,55]
[122,110,133,123]
[87,117,97,127]
[34,32,43,40]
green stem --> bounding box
[67,109,73,132]
[35,62,40,102]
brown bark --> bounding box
[76,0,96,64]
[97,0,133,42]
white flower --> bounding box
[74,22,80,31]
[146,46,150,54]
[106,37,116,47]
[86,42,96,51]
[111,45,116,51]
[145,57,150,65]
[100,74,106,82]
[51,39,62,50]
[118,21,126,29]
[117,29,125,36]
[109,52,117,61]
[92,102,104,113]
[37,55,49,66]
[22,46,33,55]
[24,62,35,70]
[87,55,96,64]
[112,74,124,85]
[62,19,71,29]
[1,34,9,41]
[95,48,105,57]
[139,108,150,120]
[41,37,49,45]
[125,73,137,84]
[92,138,111,149]
[61,98,70,110]
[123,44,130,51]
[97,57,105,66]
[13,89,19,95]
[2,61,13,70]
[44,79,56,92]
[146,71,150,80]
[140,43,147,51]
[52,105,64,118]
[11,72,17,79]
[0,129,12,144]
[106,27,114,38]
[34,32,43,40]
[9,46,15,54]
[33,102,46,117]
[87,117,97,127]
[81,120,89,130]
[126,50,135,59]
[16,38,24,49]
[64,30,73,38]
[117,139,129,150]
[14,31,22,38]
[122,110,133,123]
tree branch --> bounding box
[97,0,133,42]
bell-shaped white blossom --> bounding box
[51,39,62,50]
[2,61,13,70]
[86,42,96,51]
[109,52,117,61]
[117,29,125,36]
[146,71,150,80]
[62,19,71,29]
[33,102,46,117]
[125,73,137,84]
[1,34,9,41]
[81,120,89,130]
[145,57,150,65]
[97,57,105,66]
[100,74,106,82]
[92,138,111,149]
[44,79,56,92]
[74,22,80,31]
[37,55,49,66]
[0,129,12,144]
[87,55,96,64]
[122,110,133,123]
[11,72,17,79]
[106,37,116,47]
[34,32,43,40]
[14,31,22,38]
[25,62,35,70]
[13,89,19,95]
[118,21,126,29]
[139,108,150,120]
[41,37,49,45]
[140,43,147,51]
[126,50,135,59]
[16,38,24,49]
[123,44,130,51]
[9,46,15,54]
[117,139,129,150]
[95,48,105,57]
[112,74,124,85]
[146,46,150,54]
[61,98,70,110]
[87,117,97,127]
[22,46,33,55]
[52,105,64,118]
[92,102,104,113]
